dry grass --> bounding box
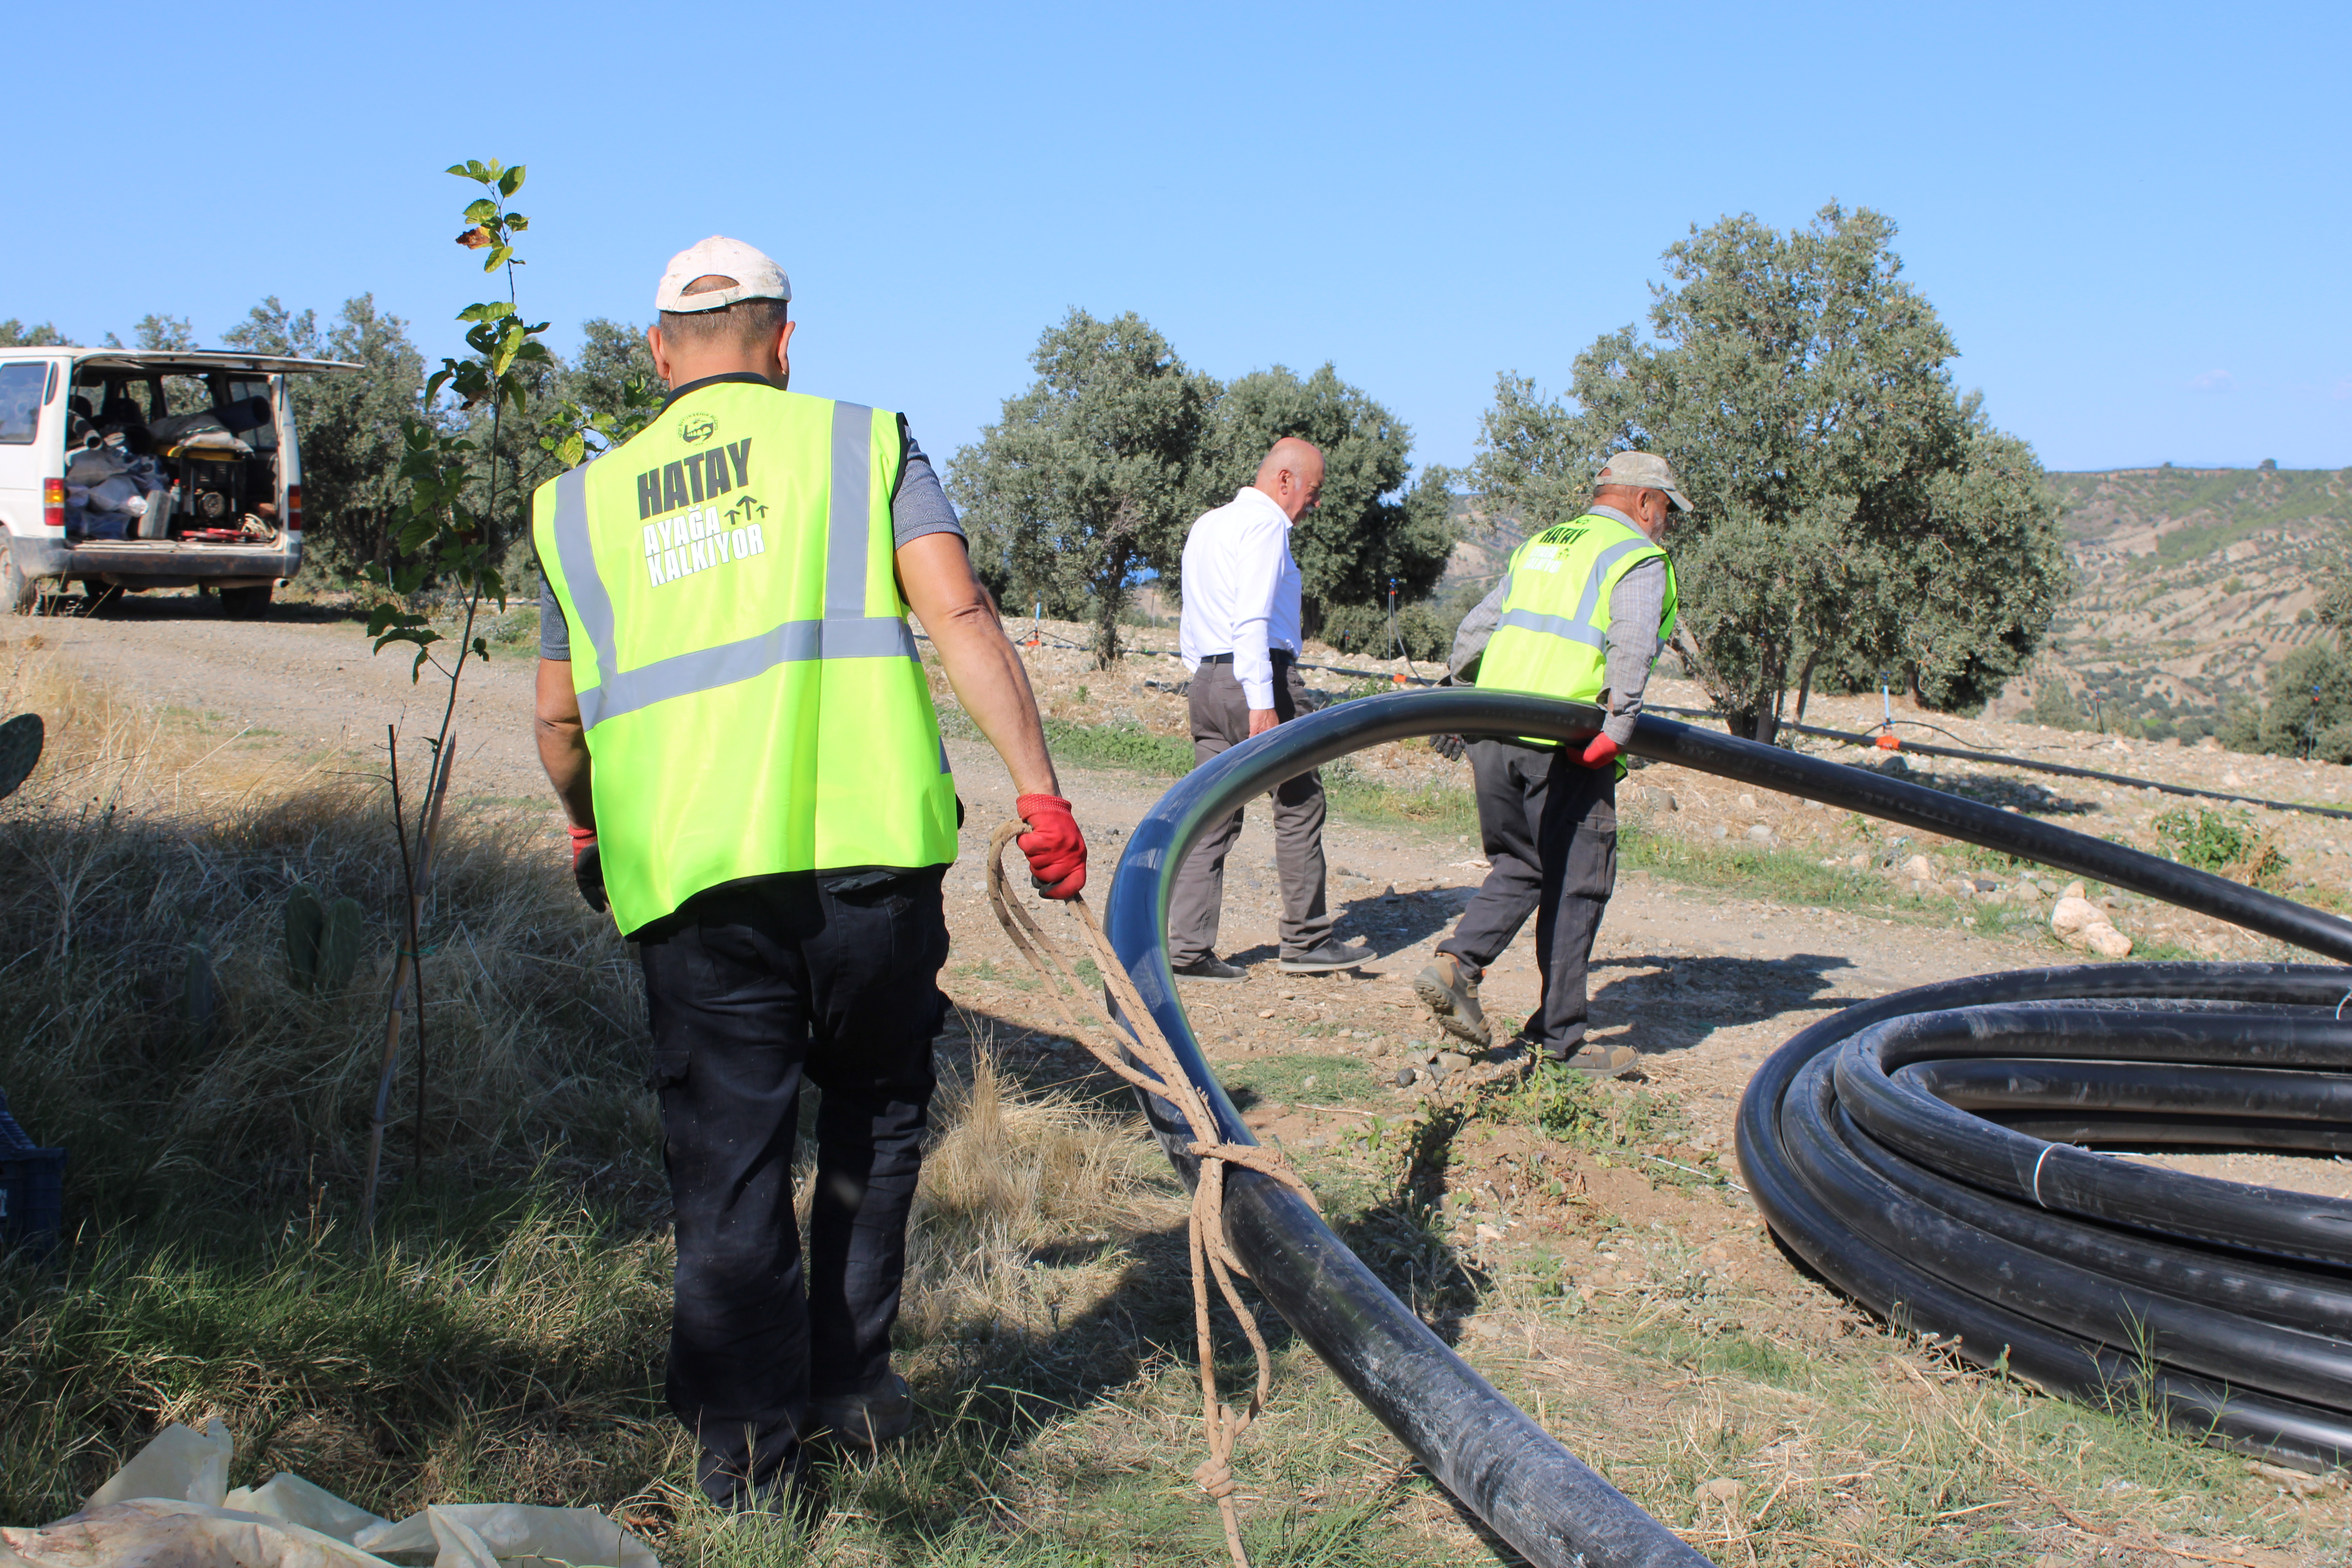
[0,637,653,1221]
[9,633,2346,1564]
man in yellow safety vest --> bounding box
[531,236,1085,1510]
[1415,452,1686,1076]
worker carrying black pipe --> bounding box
[1415,452,1688,1076]
[529,236,1087,1512]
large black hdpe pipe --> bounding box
[1102,690,2352,1565]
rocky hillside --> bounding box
[1995,465,2352,736]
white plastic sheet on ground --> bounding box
[0,1421,657,1568]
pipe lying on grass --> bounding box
[1103,691,2352,1564]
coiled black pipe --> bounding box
[1103,690,2352,1564]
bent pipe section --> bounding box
[1104,692,2352,1559]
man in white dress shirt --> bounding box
[1167,438,1374,980]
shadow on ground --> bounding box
[1590,951,1858,1056]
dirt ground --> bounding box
[19,592,2352,1563]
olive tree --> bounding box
[1474,203,2067,742]
[950,309,1212,666]
[225,296,429,579]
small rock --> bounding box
[2085,924,2133,958]
[1695,1477,1742,1505]
[1848,853,1869,869]
[2013,881,2046,904]
[2062,880,2086,900]
[1713,825,1730,840]
[1436,1051,1471,1075]
[1258,1009,1276,1019]
[1394,1067,1417,1087]
[2051,895,2101,935]
[1474,1224,1503,1244]
[1902,853,1934,881]
[2197,735,2224,752]
[2224,770,2245,787]
[1659,791,1678,812]
[1301,1074,1318,1091]
[1746,824,1774,844]
[1737,793,1758,811]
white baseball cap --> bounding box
[654,236,792,314]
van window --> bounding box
[0,363,44,444]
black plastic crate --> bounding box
[0,1089,65,1256]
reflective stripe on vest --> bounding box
[548,401,917,730]
[1491,532,1662,656]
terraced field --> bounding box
[2004,465,2352,735]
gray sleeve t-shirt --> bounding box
[538,412,965,661]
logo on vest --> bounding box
[679,412,717,445]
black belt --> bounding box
[1200,649,1294,665]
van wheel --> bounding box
[219,584,273,621]
[2,551,39,615]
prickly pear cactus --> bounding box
[285,885,325,991]
[0,713,41,800]
[318,897,364,992]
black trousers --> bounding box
[637,871,949,1505]
[1436,740,1617,1054]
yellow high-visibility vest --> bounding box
[532,381,957,933]
[1475,511,1679,751]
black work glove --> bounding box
[573,838,608,913]
[1429,733,1468,762]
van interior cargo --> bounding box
[60,368,281,544]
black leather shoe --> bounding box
[1171,955,1249,981]
[810,1372,913,1448]
[1278,940,1374,973]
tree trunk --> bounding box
[1793,648,1820,724]
[1093,580,1124,668]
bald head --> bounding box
[1252,437,1325,522]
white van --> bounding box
[0,348,356,618]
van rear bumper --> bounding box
[9,533,301,585]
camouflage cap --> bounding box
[1596,451,1693,512]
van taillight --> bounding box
[285,485,303,534]
[43,479,64,531]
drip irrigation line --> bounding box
[1104,690,2352,1563]
[914,628,1440,688]
[1645,702,2352,823]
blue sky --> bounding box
[9,1,2345,477]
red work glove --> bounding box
[1578,733,1620,771]
[568,824,607,912]
[1015,793,1087,899]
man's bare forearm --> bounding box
[534,658,597,829]
[925,603,1060,798]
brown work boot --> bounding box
[1414,956,1491,1047]
[1548,1042,1641,1079]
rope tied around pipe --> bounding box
[984,820,1317,1568]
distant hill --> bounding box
[2005,465,2352,736]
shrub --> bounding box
[2152,806,2290,889]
